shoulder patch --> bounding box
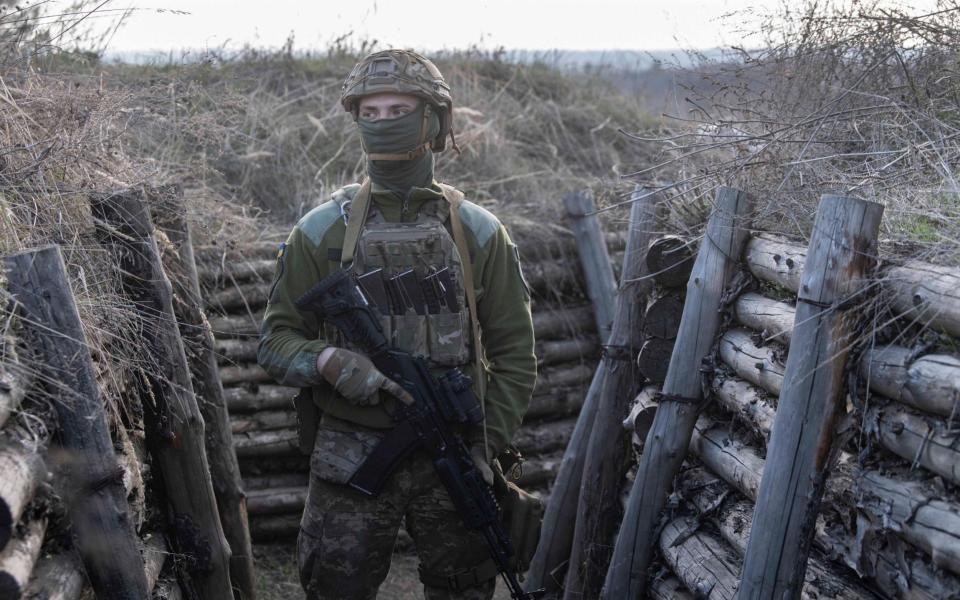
[297,200,344,246]
[458,200,501,249]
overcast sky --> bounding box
[50,0,937,56]
[77,0,793,54]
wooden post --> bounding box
[3,246,149,598]
[561,187,657,598]
[151,186,257,600]
[564,190,617,341]
[523,368,606,594]
[601,187,752,598]
[90,189,235,600]
[739,194,883,600]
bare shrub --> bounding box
[627,1,960,265]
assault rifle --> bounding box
[295,268,543,600]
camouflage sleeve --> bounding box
[473,223,537,458]
[257,226,331,387]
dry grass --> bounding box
[624,0,960,267]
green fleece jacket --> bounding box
[257,182,537,457]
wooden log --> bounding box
[512,418,577,457]
[242,473,308,491]
[861,345,960,419]
[642,292,684,339]
[0,432,46,552]
[208,311,264,337]
[233,429,300,459]
[603,186,753,599]
[0,517,45,600]
[215,338,259,364]
[0,337,29,431]
[564,189,618,341]
[198,259,275,285]
[733,292,795,346]
[622,386,660,453]
[658,516,740,600]
[869,402,960,485]
[532,306,597,340]
[562,188,655,598]
[23,550,86,600]
[153,578,185,600]
[885,261,960,338]
[223,384,296,413]
[717,328,785,396]
[246,487,307,516]
[516,454,563,489]
[194,241,282,264]
[690,416,765,500]
[152,186,256,599]
[536,337,598,367]
[248,514,302,542]
[143,533,169,592]
[744,235,806,293]
[740,195,884,600]
[682,470,875,600]
[237,455,309,477]
[207,282,271,314]
[856,469,960,576]
[635,337,675,383]
[220,365,272,386]
[711,376,776,440]
[646,235,694,288]
[525,389,585,422]
[534,363,595,392]
[525,368,608,593]
[649,574,694,600]
[230,410,297,433]
[91,190,234,599]
[688,421,960,598]
[3,246,149,598]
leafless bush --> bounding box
[627,1,960,265]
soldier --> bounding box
[258,49,537,600]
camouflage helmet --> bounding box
[341,49,454,152]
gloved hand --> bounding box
[316,348,414,406]
[470,444,494,487]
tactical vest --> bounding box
[333,189,473,368]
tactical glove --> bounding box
[469,444,494,487]
[317,348,414,406]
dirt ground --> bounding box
[253,543,512,599]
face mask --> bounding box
[358,102,441,193]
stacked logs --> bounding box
[627,232,960,598]
[199,222,627,541]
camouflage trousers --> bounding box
[297,427,496,600]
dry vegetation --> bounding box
[631,0,960,266]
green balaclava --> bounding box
[358,102,441,194]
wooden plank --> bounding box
[91,190,234,599]
[562,187,656,598]
[3,246,149,598]
[152,186,256,599]
[563,189,617,341]
[740,194,883,600]
[602,186,753,598]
